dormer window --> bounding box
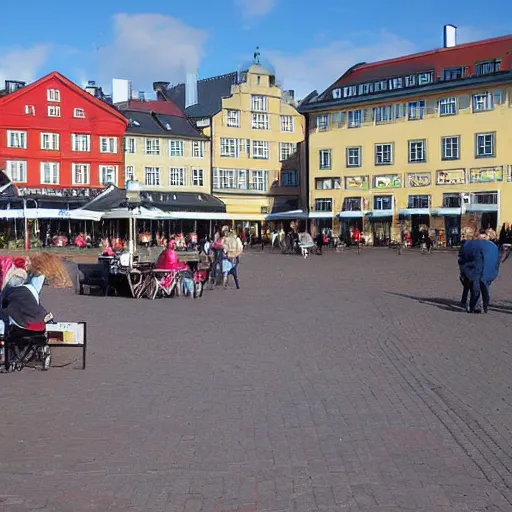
[357,83,373,95]
[74,108,85,118]
[47,89,60,102]
[374,80,387,92]
[389,77,403,90]
[476,60,501,76]
[418,72,434,85]
[442,67,466,81]
[405,75,416,87]
[332,88,342,99]
[343,86,357,98]
[24,105,35,115]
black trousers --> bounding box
[460,276,471,307]
[469,280,491,312]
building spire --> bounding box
[253,46,261,65]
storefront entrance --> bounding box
[481,212,497,231]
[371,218,392,246]
[340,218,363,239]
[411,214,430,246]
[444,215,461,246]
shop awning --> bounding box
[366,210,393,218]
[309,212,333,219]
[266,209,307,220]
[431,207,462,216]
[398,208,430,216]
[465,204,499,212]
[338,211,363,218]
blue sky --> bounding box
[1,0,510,98]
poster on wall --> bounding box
[436,169,465,185]
[469,166,503,183]
[373,174,401,189]
[407,173,431,187]
[345,176,369,190]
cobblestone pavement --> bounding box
[2,248,512,512]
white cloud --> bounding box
[0,44,51,86]
[97,13,208,90]
[267,31,418,99]
[235,0,275,18]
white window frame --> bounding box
[125,165,135,182]
[47,105,61,117]
[251,113,269,130]
[280,142,297,162]
[252,140,269,160]
[251,95,267,112]
[40,162,59,185]
[47,89,60,102]
[476,132,495,158]
[220,138,239,158]
[408,100,425,120]
[319,149,331,169]
[251,170,268,191]
[408,140,426,163]
[145,167,160,186]
[346,147,361,167]
[100,137,117,154]
[40,132,60,151]
[74,108,86,118]
[226,110,240,127]
[72,163,90,185]
[438,97,457,116]
[348,110,362,128]
[72,134,91,152]
[145,138,160,156]
[124,137,136,154]
[169,140,184,157]
[24,105,35,115]
[99,165,118,186]
[441,136,460,160]
[374,105,393,124]
[6,160,27,183]
[316,114,329,131]
[280,115,294,132]
[192,168,204,187]
[192,140,205,158]
[7,130,27,149]
[169,167,185,186]
[375,143,393,165]
[315,198,333,212]
[472,92,493,112]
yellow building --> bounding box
[160,58,306,230]
[300,31,512,246]
[120,108,210,194]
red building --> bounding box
[0,71,127,194]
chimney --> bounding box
[153,81,170,92]
[185,72,198,108]
[443,24,457,48]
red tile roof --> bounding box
[124,99,185,118]
[334,34,512,87]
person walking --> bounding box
[222,230,243,289]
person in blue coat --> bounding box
[477,230,500,312]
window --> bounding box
[405,75,416,87]
[472,192,498,204]
[192,168,204,187]
[374,105,393,124]
[99,165,117,185]
[408,100,425,120]
[40,162,59,184]
[192,141,205,158]
[252,113,269,130]
[280,142,297,161]
[282,170,299,187]
[124,137,136,154]
[213,168,250,190]
[476,132,495,158]
[373,196,393,210]
[315,198,332,212]
[441,136,460,160]
[342,197,361,211]
[6,160,27,182]
[145,138,160,155]
[100,137,117,153]
[315,178,340,190]
[280,115,294,132]
[476,60,501,76]
[438,97,457,116]
[443,193,461,208]
[316,114,329,131]
[145,167,160,186]
[72,134,90,152]
[252,140,269,159]
[389,77,403,90]
[408,195,430,208]
[47,106,61,117]
[7,130,27,149]
[472,93,493,112]
[408,140,426,163]
[251,95,267,112]
[226,110,240,127]
[319,149,331,170]
[169,140,184,157]
[47,89,60,102]
[72,163,90,185]
[169,167,185,186]
[443,67,466,80]
[346,147,361,167]
[125,166,135,182]
[332,88,342,99]
[374,80,387,92]
[24,105,35,115]
[343,86,357,97]
[357,83,373,95]
[251,170,268,191]
[40,132,59,150]
[220,138,239,158]
[417,72,434,85]
[74,108,85,118]
[375,143,393,165]
[348,110,362,128]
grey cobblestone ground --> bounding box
[1,248,512,511]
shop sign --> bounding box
[373,174,402,189]
[436,169,465,185]
[345,176,369,190]
[407,172,431,187]
[469,166,503,183]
